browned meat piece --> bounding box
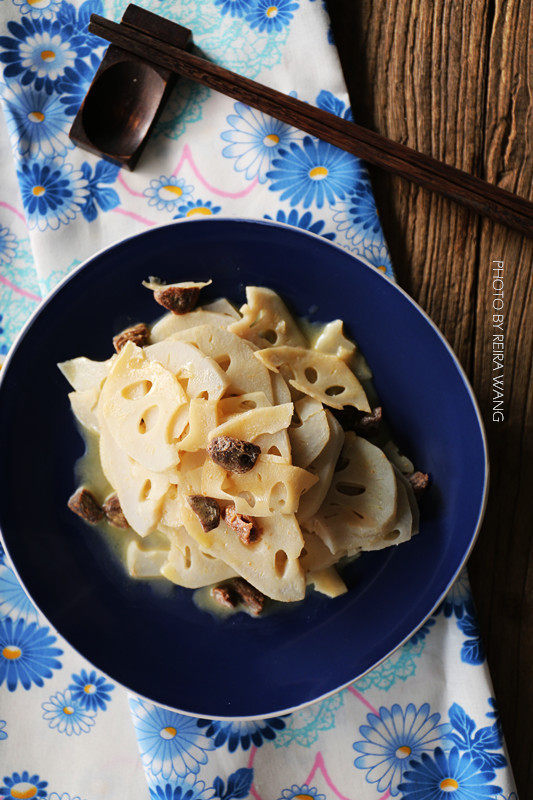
[113,322,150,353]
[102,493,129,529]
[187,495,221,532]
[332,405,383,434]
[408,471,430,496]
[211,584,238,609]
[152,284,201,314]
[224,505,261,544]
[208,436,260,474]
[68,487,104,524]
[231,578,266,616]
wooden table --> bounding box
[327,1,533,795]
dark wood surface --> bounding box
[90,11,533,233]
[327,1,532,795]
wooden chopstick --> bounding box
[89,15,533,238]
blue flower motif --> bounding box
[458,613,485,665]
[221,102,299,182]
[0,719,6,740]
[316,89,353,120]
[150,776,215,800]
[398,746,502,800]
[18,158,89,230]
[332,173,384,249]
[79,160,120,221]
[0,617,62,691]
[213,768,253,800]
[214,0,254,17]
[197,717,286,752]
[42,688,96,735]
[0,564,39,623]
[442,569,473,618]
[0,226,17,265]
[68,668,114,711]
[129,697,214,780]
[144,176,194,211]
[264,209,336,240]
[12,0,62,20]
[173,199,221,219]
[360,241,393,277]
[353,703,453,796]
[0,771,48,799]
[0,18,78,93]
[277,786,324,800]
[55,0,105,72]
[408,617,436,645]
[267,136,358,208]
[56,58,97,116]
[448,703,506,771]
[246,0,299,32]
[2,81,71,158]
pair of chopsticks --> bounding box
[89,14,533,238]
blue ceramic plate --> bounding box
[0,219,487,719]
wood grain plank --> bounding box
[327,0,532,794]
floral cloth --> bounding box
[0,1,518,799]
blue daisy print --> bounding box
[18,158,88,231]
[173,199,221,219]
[42,689,96,735]
[332,175,384,249]
[149,776,214,800]
[0,617,62,691]
[0,719,6,740]
[0,18,77,93]
[214,0,254,17]
[2,81,71,158]
[12,0,62,21]
[316,89,353,121]
[221,102,298,182]
[0,771,48,799]
[264,209,335,240]
[398,746,502,800]
[360,241,393,276]
[267,136,358,208]
[56,58,97,116]
[197,717,286,752]
[353,703,453,796]
[144,176,194,211]
[442,569,473,618]
[68,668,114,711]
[129,697,214,780]
[0,564,39,623]
[277,785,324,800]
[246,0,299,33]
[0,226,17,265]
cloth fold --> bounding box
[0,1,516,798]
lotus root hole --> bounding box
[263,329,277,344]
[184,546,191,569]
[269,481,287,511]
[138,405,159,434]
[304,366,318,384]
[336,482,365,496]
[385,530,400,541]
[122,380,152,399]
[140,479,152,501]
[216,354,231,371]
[326,384,345,396]
[238,491,255,508]
[241,400,257,410]
[335,455,350,472]
[275,549,288,577]
[267,446,282,456]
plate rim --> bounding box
[0,216,489,720]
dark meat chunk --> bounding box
[231,578,266,616]
[102,493,129,529]
[113,323,150,353]
[408,471,430,497]
[187,495,221,532]
[208,436,260,474]
[68,487,103,524]
[224,505,261,544]
[332,405,383,435]
[211,584,238,609]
